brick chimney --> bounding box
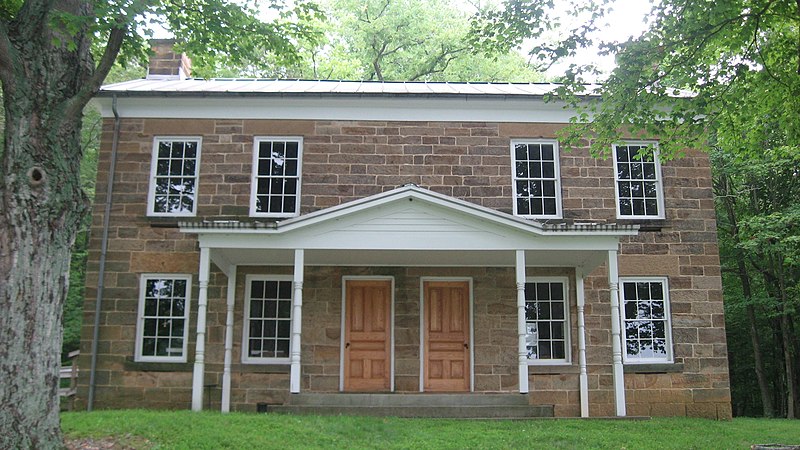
[147,39,192,80]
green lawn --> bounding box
[62,410,799,449]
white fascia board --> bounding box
[90,96,586,123]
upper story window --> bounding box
[511,140,562,218]
[250,137,302,217]
[135,274,192,362]
[620,277,673,364]
[243,275,294,364]
[525,278,570,364]
[147,137,201,216]
[613,142,664,219]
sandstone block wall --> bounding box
[78,118,730,418]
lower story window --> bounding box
[525,278,570,364]
[621,277,673,363]
[243,276,293,363]
[135,275,191,362]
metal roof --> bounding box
[98,78,602,98]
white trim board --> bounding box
[91,96,587,123]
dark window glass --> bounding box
[513,142,560,216]
[525,281,568,361]
[253,139,301,215]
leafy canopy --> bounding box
[472,0,800,160]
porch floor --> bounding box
[267,393,554,418]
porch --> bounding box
[180,185,638,417]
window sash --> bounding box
[620,278,673,363]
[135,274,192,362]
[524,278,570,364]
[243,275,294,363]
[250,137,303,217]
[511,140,562,218]
[147,137,201,216]
[613,143,664,219]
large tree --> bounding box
[473,0,800,417]
[217,0,543,82]
[0,1,319,446]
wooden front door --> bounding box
[424,281,470,392]
[344,279,391,392]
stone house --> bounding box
[78,41,732,418]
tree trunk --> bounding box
[0,1,99,446]
[719,174,775,416]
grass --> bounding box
[62,410,800,449]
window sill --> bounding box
[528,364,580,374]
[615,219,669,232]
[623,362,684,374]
[238,364,290,374]
[124,357,192,372]
[146,217,182,228]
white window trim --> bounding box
[249,136,303,218]
[242,274,294,364]
[146,136,203,217]
[134,274,192,363]
[510,139,563,219]
[613,141,665,220]
[619,276,674,364]
[525,276,571,365]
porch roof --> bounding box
[179,185,638,273]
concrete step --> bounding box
[268,404,554,418]
[287,393,532,407]
[267,393,554,418]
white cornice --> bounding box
[88,96,587,123]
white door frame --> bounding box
[418,277,474,392]
[339,276,395,392]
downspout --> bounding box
[87,95,120,411]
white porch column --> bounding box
[221,264,236,413]
[608,250,627,416]
[191,246,211,411]
[575,269,589,418]
[515,250,529,394]
[290,249,304,393]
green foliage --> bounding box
[473,0,800,160]
[249,0,543,82]
[62,411,800,449]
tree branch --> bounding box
[63,23,126,120]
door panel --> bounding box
[424,281,470,392]
[344,280,391,391]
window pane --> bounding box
[265,281,278,299]
[515,144,528,160]
[277,320,291,339]
[541,144,554,161]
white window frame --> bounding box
[511,139,563,219]
[525,277,571,365]
[613,141,665,219]
[146,136,202,217]
[250,136,303,218]
[242,275,294,364]
[134,274,192,363]
[619,276,674,364]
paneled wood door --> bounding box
[424,281,470,392]
[344,279,391,392]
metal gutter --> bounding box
[87,94,120,411]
